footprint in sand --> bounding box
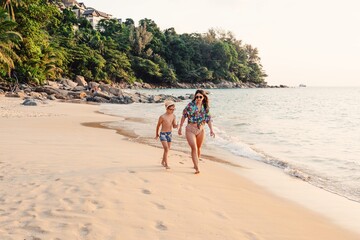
[128,170,136,174]
[0,209,6,216]
[80,199,104,212]
[25,236,42,240]
[62,198,74,205]
[156,221,168,231]
[23,225,47,235]
[142,189,151,195]
[243,231,261,240]
[67,186,80,194]
[141,178,149,183]
[213,211,228,220]
[80,223,92,237]
[153,202,166,210]
[0,176,3,181]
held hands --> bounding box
[178,127,182,136]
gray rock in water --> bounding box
[22,99,37,106]
[178,95,186,100]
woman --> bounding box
[178,89,215,174]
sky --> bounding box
[83,0,360,87]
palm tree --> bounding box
[0,8,22,77]
[244,44,260,64]
[1,0,22,20]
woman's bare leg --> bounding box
[161,141,170,169]
[196,129,205,160]
[186,130,200,174]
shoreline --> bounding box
[83,101,360,233]
[92,106,360,235]
[1,96,359,239]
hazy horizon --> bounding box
[82,0,360,87]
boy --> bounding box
[155,100,178,169]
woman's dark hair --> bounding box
[192,89,209,111]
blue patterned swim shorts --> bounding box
[159,132,172,142]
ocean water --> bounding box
[100,87,360,202]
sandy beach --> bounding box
[1,96,359,240]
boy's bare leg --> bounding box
[161,141,170,169]
[165,142,171,169]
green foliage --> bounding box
[139,18,165,55]
[97,19,122,37]
[153,54,176,84]
[11,0,63,84]
[103,39,135,83]
[0,8,21,78]
[132,56,161,83]
[1,1,266,86]
[129,23,153,56]
[66,44,106,80]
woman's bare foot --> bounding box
[162,161,170,169]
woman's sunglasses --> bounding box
[195,95,203,99]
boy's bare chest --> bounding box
[162,115,174,125]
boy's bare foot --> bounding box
[194,170,200,174]
[161,161,166,167]
[165,165,171,169]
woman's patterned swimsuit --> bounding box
[182,101,211,128]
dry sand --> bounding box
[1,96,359,240]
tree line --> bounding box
[0,0,267,86]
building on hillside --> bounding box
[60,0,112,29]
[62,0,77,7]
[71,2,87,18]
[82,8,112,29]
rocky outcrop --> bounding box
[76,75,88,87]
[0,77,190,104]
[0,75,287,104]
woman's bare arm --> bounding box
[207,121,215,137]
[178,116,186,135]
